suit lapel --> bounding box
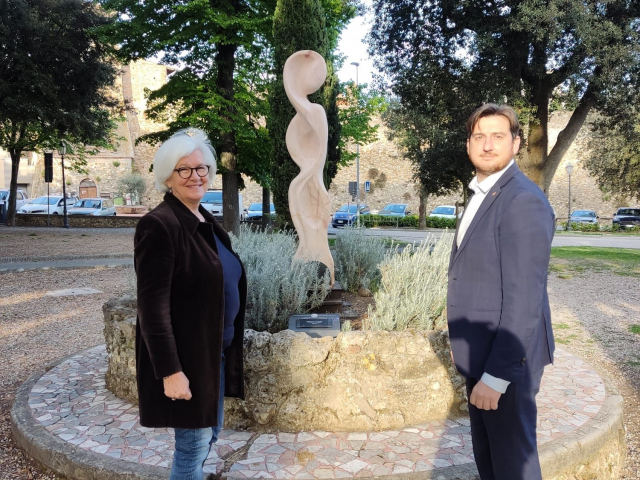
[450,163,521,268]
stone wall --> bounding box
[103,296,467,432]
[26,60,170,204]
[16,214,140,228]
[237,112,629,220]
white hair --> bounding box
[153,128,217,193]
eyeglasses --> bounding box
[174,165,210,179]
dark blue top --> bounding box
[197,222,242,349]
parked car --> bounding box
[200,189,245,221]
[68,198,116,216]
[245,202,275,222]
[17,196,77,215]
[0,188,30,222]
[569,210,598,226]
[331,204,370,227]
[429,205,460,220]
[612,207,640,228]
[378,203,411,217]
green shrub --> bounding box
[569,222,600,232]
[364,233,453,331]
[425,216,457,229]
[333,227,387,293]
[230,226,330,333]
[359,214,456,229]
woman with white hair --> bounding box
[134,128,247,479]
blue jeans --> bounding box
[170,356,225,480]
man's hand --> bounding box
[163,371,192,401]
[469,380,501,410]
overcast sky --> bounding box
[335,1,375,86]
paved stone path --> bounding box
[26,346,604,478]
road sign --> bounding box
[364,181,371,193]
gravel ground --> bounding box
[0,237,638,478]
[547,272,640,479]
[0,266,133,479]
[0,228,134,261]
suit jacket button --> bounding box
[521,357,526,365]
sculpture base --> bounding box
[310,280,343,314]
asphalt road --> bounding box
[328,226,640,249]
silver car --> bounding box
[68,198,116,216]
[569,210,598,225]
[18,196,77,215]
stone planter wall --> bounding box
[103,296,466,432]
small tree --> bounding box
[117,173,146,204]
[0,0,119,226]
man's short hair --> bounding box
[466,103,521,140]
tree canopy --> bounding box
[100,0,277,234]
[368,0,640,194]
[584,110,640,202]
[0,0,119,225]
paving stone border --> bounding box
[11,345,624,480]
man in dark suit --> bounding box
[447,104,555,480]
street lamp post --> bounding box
[566,162,574,231]
[351,61,360,227]
[58,141,70,229]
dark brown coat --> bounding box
[134,193,246,429]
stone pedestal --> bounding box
[103,295,139,404]
[103,296,466,432]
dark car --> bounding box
[612,207,640,228]
[331,204,370,227]
[379,203,411,217]
[245,202,275,222]
[569,210,598,226]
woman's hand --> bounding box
[163,372,192,401]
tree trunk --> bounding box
[519,85,596,195]
[261,186,270,231]
[418,189,427,229]
[221,171,240,235]
[5,149,22,227]
[216,41,239,235]
[541,92,596,193]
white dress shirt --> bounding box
[457,159,514,394]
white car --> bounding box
[429,205,460,220]
[0,188,30,222]
[18,196,77,215]
[200,190,245,221]
[68,198,117,216]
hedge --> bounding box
[359,214,456,229]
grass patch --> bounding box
[630,324,640,335]
[626,360,640,367]
[28,233,37,237]
[556,334,578,345]
[554,323,571,330]
[550,247,640,277]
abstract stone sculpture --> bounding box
[283,50,334,283]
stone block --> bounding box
[102,296,467,432]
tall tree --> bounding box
[368,0,640,194]
[269,0,330,227]
[383,99,474,228]
[339,82,387,165]
[100,0,276,235]
[0,0,118,226]
[584,112,640,202]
